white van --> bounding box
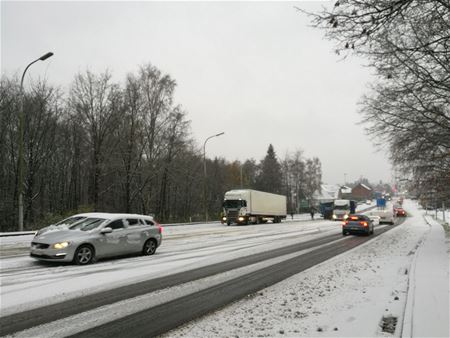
[367,209,395,225]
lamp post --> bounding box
[203,132,225,223]
[18,52,54,231]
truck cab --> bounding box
[332,199,356,221]
[222,198,248,225]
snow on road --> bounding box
[0,216,343,316]
[167,200,449,337]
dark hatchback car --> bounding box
[342,214,374,236]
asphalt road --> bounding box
[0,217,405,337]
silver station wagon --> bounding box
[30,213,162,265]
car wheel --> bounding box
[74,245,94,265]
[143,239,157,255]
[342,230,348,236]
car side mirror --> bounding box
[101,227,113,234]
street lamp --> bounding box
[18,52,54,231]
[203,132,225,222]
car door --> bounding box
[123,218,146,253]
[102,219,129,257]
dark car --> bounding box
[342,214,374,236]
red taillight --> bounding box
[359,221,368,227]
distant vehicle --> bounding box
[376,198,386,208]
[222,189,287,225]
[368,209,395,225]
[395,208,407,217]
[332,199,356,221]
[319,202,334,220]
[342,214,374,236]
[30,213,162,265]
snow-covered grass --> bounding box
[167,200,449,337]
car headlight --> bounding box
[332,214,337,219]
[53,241,70,249]
[222,217,227,221]
[343,214,349,219]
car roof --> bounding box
[70,212,113,218]
[71,212,154,221]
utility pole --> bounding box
[240,165,243,188]
[18,52,54,231]
[203,132,225,223]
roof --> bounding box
[314,184,341,202]
[73,212,154,220]
[341,187,352,194]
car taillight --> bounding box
[342,221,348,226]
[359,221,368,227]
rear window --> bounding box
[347,215,367,221]
[143,219,154,226]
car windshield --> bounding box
[54,216,87,227]
[69,218,106,231]
[223,200,246,208]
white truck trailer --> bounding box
[222,189,287,225]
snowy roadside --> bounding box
[167,200,449,337]
[402,213,449,337]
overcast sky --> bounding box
[1,1,392,185]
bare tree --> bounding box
[69,70,120,210]
[301,1,450,201]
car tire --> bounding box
[74,245,95,265]
[342,230,348,236]
[143,239,157,255]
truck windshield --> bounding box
[223,200,246,208]
[334,205,349,210]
